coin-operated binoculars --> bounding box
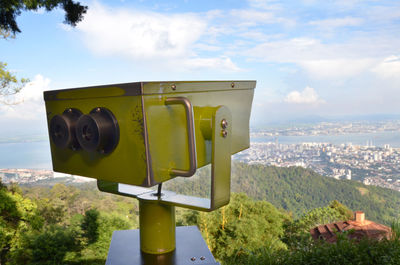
[44,81,256,265]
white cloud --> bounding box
[247,0,280,10]
[193,43,222,52]
[333,0,365,9]
[58,23,72,32]
[248,38,325,62]
[309,17,363,29]
[372,55,400,79]
[229,9,295,28]
[0,75,50,120]
[246,36,399,79]
[72,3,243,72]
[285,86,325,104]
[77,3,206,59]
[299,59,376,79]
[230,10,275,24]
[183,56,242,71]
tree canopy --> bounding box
[0,0,87,34]
[0,1,88,104]
[0,62,28,104]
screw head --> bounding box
[221,130,228,138]
[68,108,72,113]
[190,257,196,261]
[171,84,176,90]
[231,82,235,88]
[200,256,206,260]
[96,107,101,113]
[221,119,228,129]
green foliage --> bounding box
[81,209,100,244]
[167,162,400,225]
[77,212,131,262]
[232,163,400,225]
[392,220,400,241]
[0,181,138,264]
[0,184,43,264]
[0,0,88,34]
[37,198,66,225]
[180,193,290,261]
[1,164,398,264]
[224,236,400,265]
[0,28,13,39]
[30,225,81,265]
[0,62,28,104]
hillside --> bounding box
[2,164,399,264]
[164,162,400,225]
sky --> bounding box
[1,0,400,138]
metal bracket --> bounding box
[97,105,232,212]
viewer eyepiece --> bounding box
[49,108,82,150]
[76,107,119,154]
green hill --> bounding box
[2,164,399,264]
[164,162,400,225]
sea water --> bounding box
[0,141,52,169]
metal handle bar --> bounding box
[165,97,197,177]
[97,105,232,211]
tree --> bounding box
[0,28,27,104]
[0,184,43,264]
[0,61,28,104]
[0,1,88,104]
[0,0,88,35]
[81,209,100,244]
[0,28,12,39]
[180,193,291,261]
[30,225,81,265]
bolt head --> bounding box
[231,82,235,88]
[190,257,196,261]
[221,130,228,138]
[221,119,228,129]
[171,84,176,90]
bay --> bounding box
[0,141,52,169]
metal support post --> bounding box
[139,199,176,254]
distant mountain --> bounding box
[252,113,400,128]
[252,115,330,128]
[333,113,400,122]
[164,163,400,225]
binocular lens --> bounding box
[76,107,119,154]
[49,109,82,149]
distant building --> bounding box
[363,178,371,185]
[310,211,391,243]
[346,169,352,180]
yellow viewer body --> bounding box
[44,81,255,187]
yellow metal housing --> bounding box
[44,81,255,187]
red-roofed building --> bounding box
[310,211,392,243]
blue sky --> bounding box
[1,0,400,137]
